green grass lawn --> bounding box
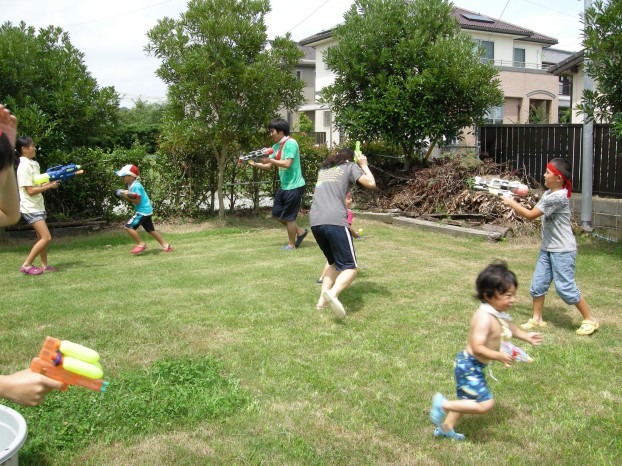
[1,216,621,465]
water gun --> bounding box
[472,176,529,197]
[114,189,141,201]
[30,336,109,392]
[501,340,533,363]
[238,147,274,164]
[354,141,362,162]
[34,164,84,185]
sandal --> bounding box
[20,265,43,276]
[131,243,147,254]
[576,320,599,336]
[520,318,548,331]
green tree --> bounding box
[117,100,167,153]
[0,22,119,152]
[579,0,622,136]
[146,0,304,218]
[320,0,503,161]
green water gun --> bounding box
[354,141,362,162]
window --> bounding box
[485,106,503,124]
[296,70,301,80]
[473,39,494,64]
[513,48,525,67]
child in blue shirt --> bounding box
[116,164,173,254]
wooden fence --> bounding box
[479,124,622,198]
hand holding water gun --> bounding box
[114,189,141,202]
[472,176,529,198]
[501,340,533,363]
[354,141,362,162]
[34,164,84,185]
[30,337,109,393]
[238,147,274,164]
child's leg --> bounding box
[525,250,552,328]
[532,295,545,322]
[319,262,330,281]
[442,399,495,427]
[575,295,595,321]
[124,227,144,245]
[22,220,51,267]
[328,268,357,299]
[317,264,337,307]
[148,230,168,248]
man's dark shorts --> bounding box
[272,186,304,221]
[125,213,155,232]
[311,224,357,271]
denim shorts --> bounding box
[22,211,47,224]
[530,249,581,305]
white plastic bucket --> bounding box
[0,405,27,466]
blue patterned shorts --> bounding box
[454,350,493,402]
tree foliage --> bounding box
[320,0,503,158]
[146,0,304,218]
[0,22,119,152]
[580,0,622,136]
[116,100,167,153]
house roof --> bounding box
[298,44,316,61]
[542,48,577,66]
[299,5,558,46]
[547,50,584,75]
[452,7,557,45]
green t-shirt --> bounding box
[270,137,305,191]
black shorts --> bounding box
[272,186,304,221]
[311,224,357,271]
[125,213,155,232]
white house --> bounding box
[298,6,564,146]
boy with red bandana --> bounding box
[502,158,599,336]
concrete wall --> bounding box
[569,193,622,240]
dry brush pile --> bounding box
[355,153,543,234]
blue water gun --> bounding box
[34,164,83,185]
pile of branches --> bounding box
[355,154,542,230]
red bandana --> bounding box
[546,162,572,197]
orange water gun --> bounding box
[30,337,109,392]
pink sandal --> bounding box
[20,265,43,276]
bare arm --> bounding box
[0,166,21,226]
[25,181,60,196]
[355,154,376,189]
[502,197,543,220]
[0,105,20,226]
[248,159,272,171]
[508,322,543,346]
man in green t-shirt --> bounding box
[249,118,308,250]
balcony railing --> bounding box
[479,58,546,70]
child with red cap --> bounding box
[116,164,173,254]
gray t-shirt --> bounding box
[310,162,363,227]
[535,189,576,252]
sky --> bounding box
[1,0,586,107]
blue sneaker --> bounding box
[434,427,465,441]
[430,393,447,426]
